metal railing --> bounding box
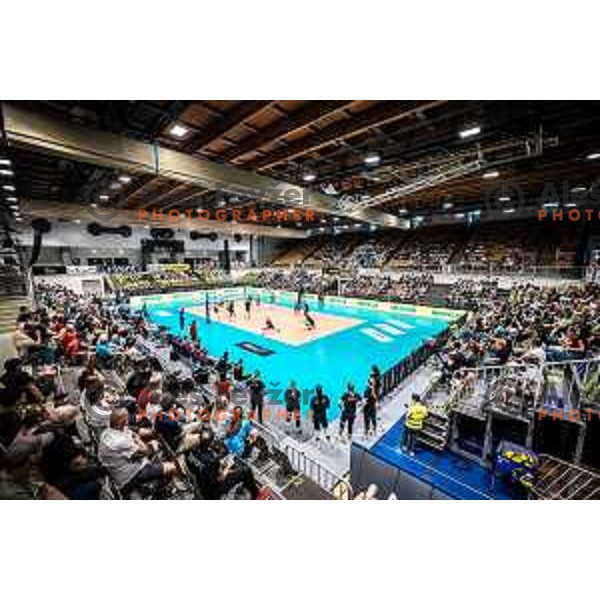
[282,441,353,499]
[531,454,600,499]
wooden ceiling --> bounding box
[2,100,600,231]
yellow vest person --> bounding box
[406,401,428,431]
[402,395,428,456]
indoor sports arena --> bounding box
[2,100,600,500]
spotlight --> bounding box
[169,123,189,138]
[459,125,481,139]
[364,153,381,166]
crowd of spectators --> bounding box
[108,267,227,295]
[437,282,600,379]
[0,282,385,500]
[343,273,434,303]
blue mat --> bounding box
[371,420,518,500]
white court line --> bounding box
[361,328,392,343]
[386,318,415,330]
[156,310,174,317]
[375,323,406,336]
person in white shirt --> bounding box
[98,408,175,493]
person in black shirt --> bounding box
[244,297,252,320]
[363,386,378,437]
[186,429,259,499]
[248,370,265,424]
[179,307,186,331]
[310,385,330,442]
[284,379,301,432]
[0,358,44,406]
[339,383,360,439]
[369,365,382,402]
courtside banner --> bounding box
[132,286,464,322]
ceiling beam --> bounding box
[180,101,274,153]
[247,100,447,170]
[2,102,406,229]
[220,100,356,162]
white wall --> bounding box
[17,221,252,267]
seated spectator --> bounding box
[0,358,44,407]
[98,408,176,495]
[186,429,259,499]
[223,406,254,456]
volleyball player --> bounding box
[339,383,360,440]
[227,301,236,320]
[310,385,330,442]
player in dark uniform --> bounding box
[227,301,236,320]
[369,365,382,402]
[179,306,185,331]
[310,384,330,442]
[339,383,360,440]
[363,385,378,437]
[244,297,252,320]
[284,379,302,433]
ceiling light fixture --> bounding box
[118,175,132,184]
[169,123,189,138]
[2,184,15,191]
[302,172,317,183]
[442,202,454,210]
[0,158,11,166]
[99,195,109,201]
[459,125,481,139]
[503,208,515,213]
[498,196,511,202]
[364,152,381,166]
[0,169,14,177]
[482,171,499,179]
[586,152,600,160]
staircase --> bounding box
[417,410,450,450]
[0,296,27,331]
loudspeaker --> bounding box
[29,218,52,266]
[87,223,132,237]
